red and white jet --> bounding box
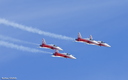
[95,41,111,47]
[40,39,63,50]
[75,32,111,47]
[75,32,98,45]
[52,50,76,59]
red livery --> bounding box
[52,50,76,59]
[40,39,63,50]
[75,32,98,45]
[75,32,111,47]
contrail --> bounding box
[0,18,74,40]
[0,40,52,54]
[0,34,39,45]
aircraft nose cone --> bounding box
[72,56,76,59]
[56,47,63,51]
[59,48,63,51]
[108,45,111,47]
[73,57,76,59]
[106,44,111,47]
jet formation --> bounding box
[39,39,76,59]
[39,32,111,59]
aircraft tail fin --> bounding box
[42,38,46,44]
[90,35,93,40]
[78,32,82,38]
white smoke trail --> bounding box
[0,18,74,40]
[0,40,52,54]
[0,34,39,45]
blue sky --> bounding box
[0,0,128,80]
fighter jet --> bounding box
[52,50,76,59]
[95,41,111,47]
[40,39,63,50]
[75,32,98,45]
